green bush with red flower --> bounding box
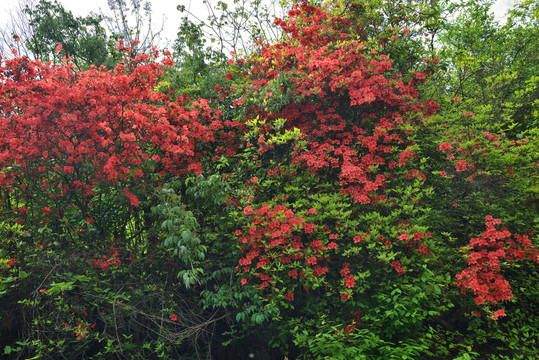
[1,0,538,359]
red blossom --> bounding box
[456,217,538,309]
[124,191,140,207]
[344,275,356,288]
[398,150,415,166]
[391,260,405,275]
[398,233,410,241]
[455,159,468,172]
[439,142,452,151]
[6,258,16,267]
[353,234,364,243]
[340,263,351,277]
[490,309,506,320]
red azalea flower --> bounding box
[398,233,410,241]
[344,275,356,288]
[124,190,140,206]
[439,142,452,151]
[353,234,364,243]
[284,292,294,301]
[6,258,16,267]
[491,309,506,320]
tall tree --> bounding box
[26,0,116,68]
[0,0,39,59]
[0,0,117,69]
[176,0,289,56]
[99,0,166,55]
[425,0,539,134]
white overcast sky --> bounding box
[1,0,516,48]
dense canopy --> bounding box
[1,0,538,359]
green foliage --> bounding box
[153,185,206,288]
[426,0,539,134]
[1,0,538,359]
[169,15,228,98]
[24,0,119,68]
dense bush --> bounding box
[1,1,538,359]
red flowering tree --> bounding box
[0,45,242,358]
[0,45,241,245]
[213,1,447,354]
[213,1,538,357]
[0,1,537,359]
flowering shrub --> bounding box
[0,1,537,359]
[218,1,538,357]
[456,216,538,309]
[0,45,241,358]
[0,47,240,244]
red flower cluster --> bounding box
[88,247,122,271]
[6,258,16,267]
[73,322,90,342]
[242,1,438,207]
[0,48,243,235]
[391,260,405,275]
[456,216,538,312]
[236,204,323,288]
